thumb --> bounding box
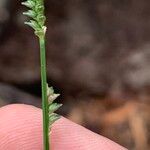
[0,104,127,150]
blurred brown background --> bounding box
[0,0,150,149]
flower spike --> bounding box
[22,1,62,150]
[22,0,46,38]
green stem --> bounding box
[39,37,49,150]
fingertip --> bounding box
[51,117,126,150]
[0,104,42,150]
[0,104,127,150]
[0,104,40,113]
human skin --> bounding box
[0,104,127,150]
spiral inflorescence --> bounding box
[22,0,46,38]
[47,85,62,130]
